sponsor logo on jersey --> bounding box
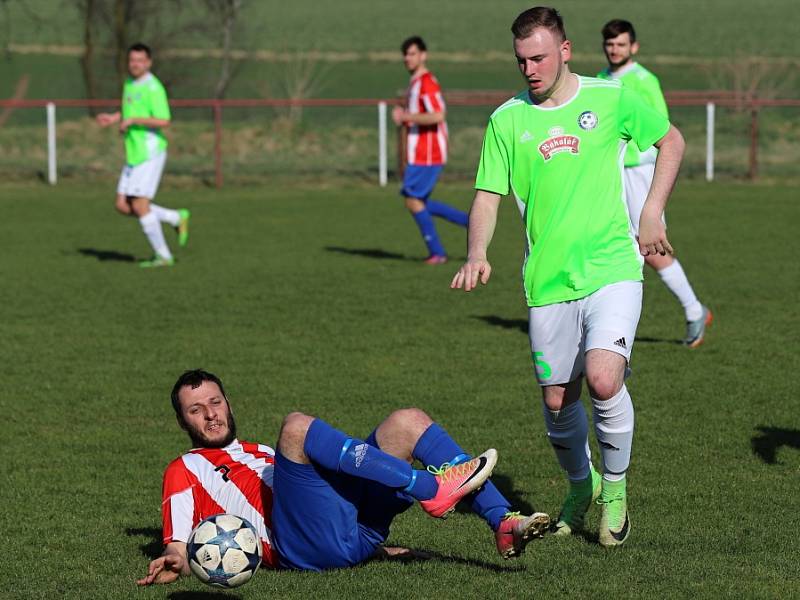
[538,127,580,161]
[578,111,598,130]
[353,443,368,468]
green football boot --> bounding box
[176,209,191,247]
[552,463,602,536]
[139,255,175,268]
[598,477,630,547]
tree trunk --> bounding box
[79,0,99,115]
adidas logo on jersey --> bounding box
[520,130,534,143]
[613,337,627,349]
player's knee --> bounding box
[404,197,425,213]
[542,387,568,411]
[278,412,314,455]
[585,373,622,401]
[386,407,433,434]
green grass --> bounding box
[6,0,800,56]
[2,179,799,598]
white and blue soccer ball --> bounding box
[187,514,262,588]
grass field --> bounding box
[3,178,799,598]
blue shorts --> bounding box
[270,431,414,571]
[400,165,443,201]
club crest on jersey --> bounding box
[578,111,598,130]
[538,126,580,161]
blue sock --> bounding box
[303,419,438,501]
[427,200,468,227]
[412,423,511,530]
[411,209,446,257]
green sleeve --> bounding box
[149,81,171,120]
[474,118,510,195]
[640,75,669,118]
[618,86,670,152]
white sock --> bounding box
[543,400,592,482]
[657,259,703,321]
[139,212,173,259]
[149,203,181,227]
[592,385,634,481]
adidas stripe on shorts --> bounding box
[528,280,642,386]
[116,151,166,199]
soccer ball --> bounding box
[187,514,262,588]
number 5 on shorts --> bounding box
[532,351,552,380]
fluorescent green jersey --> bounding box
[121,73,170,166]
[476,76,670,307]
[597,63,667,167]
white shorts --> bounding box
[528,280,643,386]
[624,162,665,236]
[116,152,166,199]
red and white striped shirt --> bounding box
[406,71,448,166]
[161,439,279,568]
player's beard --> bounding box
[185,411,238,449]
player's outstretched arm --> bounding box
[95,111,121,127]
[136,541,189,586]
[451,190,501,291]
[639,124,685,256]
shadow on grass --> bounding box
[751,426,800,464]
[374,546,525,572]
[78,247,136,262]
[472,315,527,334]
[169,592,241,600]
[325,246,410,261]
[126,526,163,560]
[634,335,683,345]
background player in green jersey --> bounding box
[96,43,189,268]
[598,19,712,347]
[451,7,685,547]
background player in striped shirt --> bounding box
[137,370,549,584]
[451,7,685,547]
[392,36,468,265]
[598,20,712,347]
[96,43,190,268]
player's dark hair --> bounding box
[171,369,228,416]
[511,6,566,42]
[401,36,426,53]
[602,19,636,43]
[127,42,152,57]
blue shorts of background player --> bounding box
[400,165,468,264]
[270,408,550,570]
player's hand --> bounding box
[391,106,406,126]
[637,210,673,256]
[95,113,115,127]
[451,257,492,292]
[136,554,185,586]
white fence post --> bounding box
[378,101,387,187]
[46,102,57,185]
[705,102,715,182]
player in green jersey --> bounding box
[598,19,712,347]
[96,43,190,268]
[451,7,686,547]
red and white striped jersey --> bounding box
[161,439,279,568]
[406,71,448,166]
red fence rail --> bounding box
[2,91,799,184]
